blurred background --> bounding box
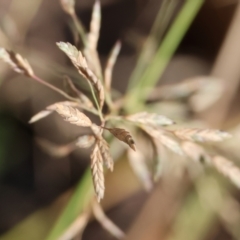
[1,0,240,239]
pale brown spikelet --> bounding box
[29,109,53,124]
[29,101,79,124]
[174,128,231,142]
[141,125,183,155]
[53,103,92,127]
[88,0,101,51]
[91,144,105,202]
[105,127,136,151]
[92,199,125,239]
[211,155,240,188]
[57,42,104,108]
[126,111,175,126]
[91,123,102,137]
[60,0,75,15]
[104,41,121,92]
[128,148,153,191]
[76,135,96,148]
[98,138,114,171]
[0,48,34,77]
[181,141,210,163]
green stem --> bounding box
[125,0,204,112]
[87,81,104,121]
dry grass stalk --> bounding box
[141,125,183,155]
[0,48,34,77]
[104,127,136,151]
[174,128,231,142]
[29,101,79,124]
[64,75,95,109]
[53,103,92,127]
[76,135,96,148]
[58,210,90,240]
[91,144,105,202]
[35,138,75,158]
[57,42,104,108]
[128,148,153,191]
[88,0,101,52]
[104,41,121,92]
[211,155,240,189]
[60,0,75,16]
[92,199,125,239]
[126,111,175,126]
[98,138,114,171]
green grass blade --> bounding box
[125,0,205,112]
[46,168,93,240]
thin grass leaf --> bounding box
[91,144,105,202]
[76,135,96,148]
[29,101,79,124]
[60,0,75,16]
[57,42,104,108]
[174,128,231,142]
[104,127,136,151]
[104,41,121,92]
[128,148,153,191]
[126,111,175,127]
[211,155,240,188]
[92,200,125,239]
[0,48,34,77]
[141,125,183,155]
[98,138,114,171]
[53,103,92,127]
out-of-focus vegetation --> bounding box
[1,0,240,240]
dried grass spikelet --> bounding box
[141,125,183,155]
[91,143,105,202]
[104,41,121,92]
[174,128,231,142]
[29,101,79,124]
[98,138,114,171]
[91,123,102,137]
[0,48,34,77]
[126,111,175,127]
[57,42,104,108]
[211,155,240,188]
[53,103,92,127]
[60,0,75,15]
[76,135,96,148]
[181,141,211,163]
[127,148,153,191]
[104,127,136,151]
